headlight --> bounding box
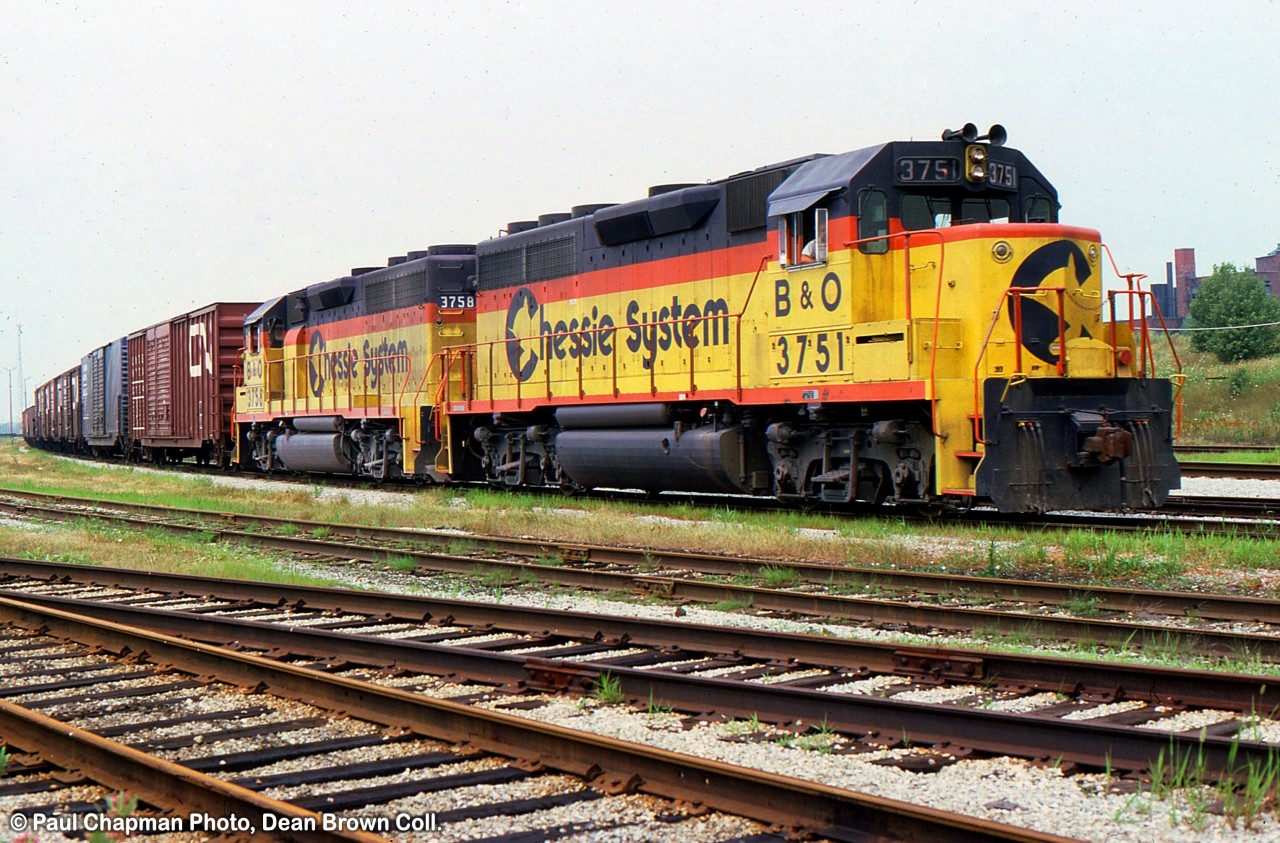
[965,144,988,183]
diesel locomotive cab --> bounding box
[234,246,479,481]
[457,123,1179,512]
[764,124,1178,511]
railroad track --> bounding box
[1177,461,1280,481]
[38,450,1280,522]
[2,490,1280,664]
[4,558,1280,786]
[0,588,1067,843]
[1175,444,1280,455]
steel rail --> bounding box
[3,494,1280,662]
[0,687,391,843]
[6,557,1280,711]
[7,467,1280,534]
[6,561,1280,775]
[0,594,1071,843]
[10,587,1280,782]
[1178,461,1280,480]
[1161,495,1280,518]
[1175,445,1279,454]
[2,489,1279,622]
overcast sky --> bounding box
[3,1,1278,412]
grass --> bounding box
[592,671,625,706]
[1159,340,1280,445]
[710,596,754,612]
[645,690,673,715]
[759,564,800,588]
[778,718,839,754]
[0,745,8,777]
[0,511,347,588]
[1112,735,1280,832]
[6,438,1280,602]
[724,712,764,735]
[384,554,418,571]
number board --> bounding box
[986,160,1018,190]
[894,157,961,184]
[437,294,476,309]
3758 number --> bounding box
[775,331,847,375]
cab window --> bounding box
[901,195,950,230]
[779,206,828,268]
[959,198,1010,224]
[1024,195,1054,223]
[858,190,888,253]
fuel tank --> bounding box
[555,426,760,494]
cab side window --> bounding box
[858,190,888,253]
[779,207,828,268]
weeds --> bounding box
[1113,735,1280,832]
[384,554,418,572]
[646,690,673,715]
[778,718,839,753]
[759,564,800,588]
[88,790,138,843]
[1065,594,1103,618]
[592,672,625,706]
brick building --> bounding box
[1256,244,1280,294]
[1149,244,1280,327]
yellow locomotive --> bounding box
[235,125,1181,512]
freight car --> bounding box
[30,366,81,452]
[232,125,1182,512]
[127,302,257,466]
[21,405,35,446]
[80,338,128,457]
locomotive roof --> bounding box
[766,144,886,217]
[245,295,285,324]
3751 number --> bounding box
[775,331,846,375]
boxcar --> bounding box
[127,302,256,465]
[21,405,35,446]
[81,338,128,456]
[35,366,82,452]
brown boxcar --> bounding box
[32,367,82,451]
[22,404,35,446]
[32,378,53,447]
[54,366,82,450]
[127,302,255,465]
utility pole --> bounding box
[3,366,14,437]
[16,323,24,415]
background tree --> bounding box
[1184,263,1280,362]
